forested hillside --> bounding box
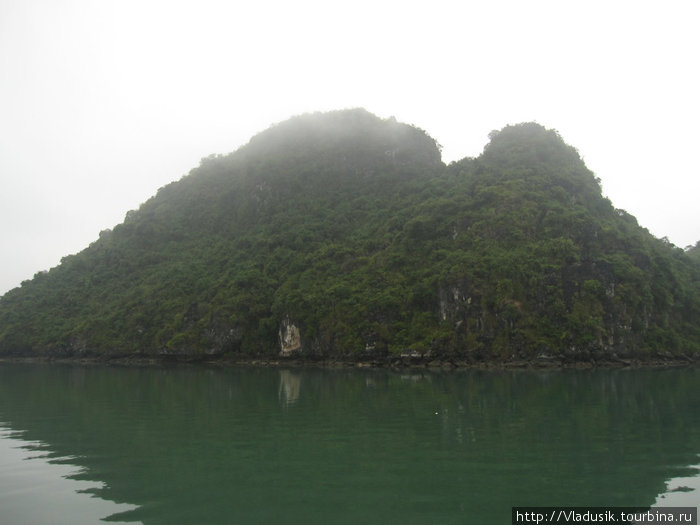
[686,242,700,262]
[1,109,698,362]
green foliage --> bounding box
[686,241,700,262]
[1,112,698,360]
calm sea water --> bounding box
[0,363,697,524]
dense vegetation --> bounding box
[1,109,698,362]
[686,241,700,262]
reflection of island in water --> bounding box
[0,429,140,525]
[654,462,700,506]
[0,364,698,524]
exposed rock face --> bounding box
[279,318,302,356]
[202,326,243,355]
[439,285,471,323]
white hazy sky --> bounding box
[1,0,698,296]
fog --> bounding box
[1,0,698,295]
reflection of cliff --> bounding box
[0,364,698,523]
[278,369,301,405]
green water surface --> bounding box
[0,363,697,524]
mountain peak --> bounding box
[482,122,584,168]
[240,108,443,170]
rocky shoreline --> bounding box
[1,353,696,370]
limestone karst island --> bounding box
[1,109,698,365]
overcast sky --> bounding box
[1,0,698,296]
